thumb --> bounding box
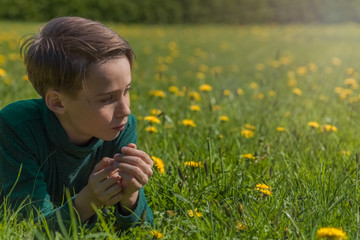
[93,157,114,172]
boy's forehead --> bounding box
[83,57,132,93]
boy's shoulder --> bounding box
[0,99,45,126]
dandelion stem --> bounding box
[207,138,213,180]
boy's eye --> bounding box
[101,95,114,103]
[125,87,132,94]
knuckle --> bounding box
[93,188,102,196]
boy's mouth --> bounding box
[112,123,126,131]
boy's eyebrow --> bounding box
[94,81,132,97]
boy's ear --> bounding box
[45,89,65,114]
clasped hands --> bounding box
[88,143,153,210]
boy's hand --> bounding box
[113,143,153,210]
[87,157,123,207]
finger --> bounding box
[99,173,121,191]
[104,181,122,199]
[91,165,118,184]
[120,147,154,167]
[107,191,124,206]
[127,143,137,149]
[116,163,150,185]
[114,155,153,176]
[93,157,115,172]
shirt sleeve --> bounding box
[0,115,80,231]
[112,114,154,229]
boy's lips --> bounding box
[112,123,126,131]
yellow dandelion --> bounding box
[308,63,318,72]
[271,60,280,68]
[346,68,355,75]
[338,150,351,156]
[241,129,254,138]
[188,91,201,101]
[144,116,161,124]
[244,123,256,130]
[297,66,307,76]
[150,109,162,115]
[242,153,255,159]
[151,156,165,174]
[198,64,208,72]
[292,88,302,96]
[236,221,247,231]
[210,66,223,75]
[151,230,164,239]
[175,90,185,96]
[22,75,29,81]
[332,57,342,66]
[344,78,358,89]
[250,82,258,89]
[223,89,231,96]
[321,124,337,132]
[154,90,166,98]
[8,53,20,61]
[280,56,292,65]
[212,105,222,111]
[156,64,168,72]
[187,209,203,218]
[255,183,272,196]
[166,210,176,217]
[316,227,347,240]
[190,105,200,111]
[199,84,212,92]
[184,161,203,167]
[276,126,285,132]
[325,66,333,74]
[0,55,6,65]
[287,71,295,78]
[145,126,158,133]
[237,88,244,95]
[169,86,179,93]
[230,64,239,72]
[255,63,265,71]
[308,121,320,128]
[256,93,264,100]
[182,119,196,127]
[196,72,205,80]
[218,134,224,139]
[268,90,276,97]
[287,78,297,87]
[0,68,6,77]
[220,116,229,122]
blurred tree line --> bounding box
[0,0,359,23]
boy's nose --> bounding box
[115,99,130,119]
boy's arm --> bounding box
[0,119,78,229]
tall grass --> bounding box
[1,21,359,239]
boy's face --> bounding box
[58,57,132,145]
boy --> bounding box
[0,16,154,231]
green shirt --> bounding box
[0,99,153,230]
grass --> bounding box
[1,21,360,239]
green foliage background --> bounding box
[1,21,360,239]
[0,0,360,24]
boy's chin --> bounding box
[100,132,121,142]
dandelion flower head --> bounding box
[316,227,347,240]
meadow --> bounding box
[1,21,360,239]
